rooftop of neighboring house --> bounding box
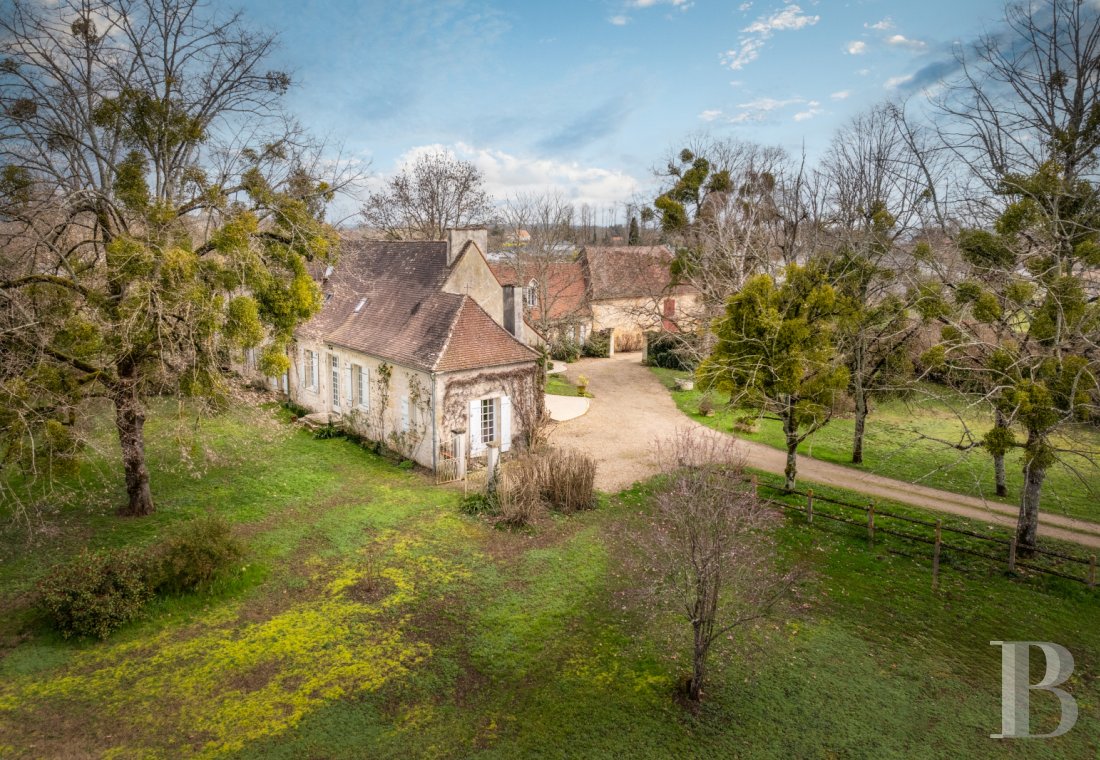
[488,260,590,322]
[298,238,537,373]
[581,245,696,301]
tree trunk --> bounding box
[852,380,867,465]
[994,451,1008,498]
[993,409,1008,498]
[688,621,707,701]
[783,400,798,492]
[113,365,154,516]
[1016,433,1046,550]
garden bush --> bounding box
[536,447,597,514]
[550,338,581,363]
[582,329,611,358]
[495,457,543,527]
[146,515,244,594]
[644,331,698,371]
[614,331,645,353]
[37,548,152,639]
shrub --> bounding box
[537,447,597,514]
[313,422,344,440]
[495,457,543,527]
[614,331,645,353]
[282,400,311,418]
[645,331,699,370]
[37,548,152,639]
[460,493,496,515]
[582,329,611,358]
[698,393,715,416]
[147,515,244,594]
[550,338,581,363]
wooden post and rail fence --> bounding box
[754,481,1099,591]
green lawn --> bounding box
[651,367,1100,524]
[545,373,585,398]
[1,398,1098,758]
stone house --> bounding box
[582,245,704,351]
[490,244,704,353]
[288,228,542,473]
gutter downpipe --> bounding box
[430,371,438,474]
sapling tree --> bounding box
[634,429,799,702]
[0,0,346,515]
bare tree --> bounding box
[360,150,492,240]
[816,104,943,463]
[631,429,800,702]
[498,191,584,341]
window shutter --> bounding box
[346,363,353,407]
[359,366,369,409]
[400,396,410,432]
[296,347,304,387]
[469,399,484,455]
[500,395,512,452]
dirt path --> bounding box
[552,352,1100,550]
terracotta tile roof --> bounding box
[488,260,590,322]
[436,297,538,372]
[299,239,537,373]
[582,245,694,301]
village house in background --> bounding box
[491,244,704,353]
[286,228,542,475]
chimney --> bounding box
[446,226,488,267]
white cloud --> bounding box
[846,40,867,55]
[830,90,850,100]
[722,37,764,70]
[884,73,914,89]
[390,143,640,208]
[723,5,820,71]
[856,68,871,76]
[793,101,822,121]
[629,0,692,8]
[609,14,629,25]
[738,2,752,11]
[726,96,812,123]
[886,34,927,51]
[737,96,803,112]
[743,5,820,34]
[865,18,894,31]
[698,109,723,122]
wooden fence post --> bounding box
[867,501,875,545]
[1089,555,1096,589]
[932,520,942,590]
[806,489,814,524]
[751,474,758,498]
[1008,539,1017,573]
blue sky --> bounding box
[237,0,1006,220]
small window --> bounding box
[525,280,538,308]
[306,350,319,390]
[356,365,368,408]
[480,398,496,446]
[354,297,367,313]
[331,354,340,407]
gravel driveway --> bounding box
[551,352,1100,549]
